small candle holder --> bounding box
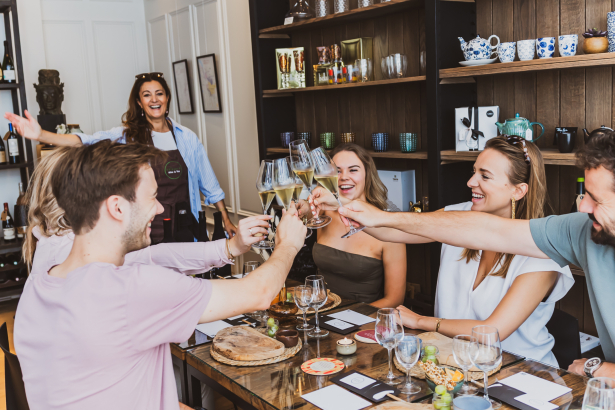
[357,0,373,7]
[400,133,417,153]
[281,132,295,148]
[296,132,311,143]
[340,132,355,144]
[372,132,389,152]
[336,337,357,355]
[315,0,328,17]
[320,132,336,149]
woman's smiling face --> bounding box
[333,150,366,201]
[137,81,168,121]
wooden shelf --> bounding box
[0,237,22,253]
[0,83,18,90]
[263,76,426,97]
[0,161,32,170]
[439,53,615,79]
[267,147,427,159]
[258,0,422,35]
[440,149,576,166]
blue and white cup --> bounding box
[608,11,615,52]
[558,34,578,57]
[517,39,535,61]
[536,37,556,58]
[498,42,516,63]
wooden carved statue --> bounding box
[33,69,64,116]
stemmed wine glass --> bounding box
[375,308,404,385]
[470,325,502,409]
[311,147,365,238]
[286,156,312,239]
[582,377,615,410]
[254,160,275,250]
[305,275,328,338]
[452,335,479,396]
[289,140,331,229]
[294,285,315,331]
[273,158,296,211]
[395,334,422,394]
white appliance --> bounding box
[455,106,499,152]
[377,170,416,212]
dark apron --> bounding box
[150,120,198,244]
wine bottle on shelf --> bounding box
[2,41,15,83]
[570,177,585,213]
[0,132,6,165]
[7,123,19,164]
[161,218,174,243]
[197,210,210,242]
[13,264,27,283]
[212,211,232,278]
[0,254,5,268]
[5,252,19,266]
[2,203,15,241]
[14,182,27,239]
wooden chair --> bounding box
[0,322,29,410]
[546,308,582,369]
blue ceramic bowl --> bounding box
[424,365,465,394]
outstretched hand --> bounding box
[308,186,339,216]
[338,200,389,229]
[5,110,42,141]
[275,202,307,253]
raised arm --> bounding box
[339,200,548,259]
[5,110,82,146]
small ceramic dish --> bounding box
[459,58,497,66]
[425,365,465,394]
[275,329,299,348]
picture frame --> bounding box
[172,59,195,114]
[196,53,222,113]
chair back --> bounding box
[0,323,29,410]
[545,308,581,369]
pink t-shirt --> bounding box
[14,262,212,409]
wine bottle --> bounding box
[212,211,231,278]
[13,264,26,283]
[5,252,18,266]
[570,177,585,213]
[7,123,19,164]
[197,210,210,242]
[0,132,6,165]
[14,182,27,239]
[2,41,15,83]
[162,218,174,243]
[2,203,15,241]
[0,254,5,268]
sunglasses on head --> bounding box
[135,72,164,81]
[504,135,531,164]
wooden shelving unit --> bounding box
[267,147,428,159]
[439,53,615,79]
[440,149,576,166]
[263,76,426,96]
[0,237,22,252]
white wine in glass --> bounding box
[273,158,296,211]
[293,184,304,202]
[287,157,313,240]
[254,160,275,250]
[311,147,365,238]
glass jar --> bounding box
[333,0,349,14]
[358,0,373,7]
[400,133,417,153]
[372,132,389,152]
[320,132,335,149]
[315,0,328,17]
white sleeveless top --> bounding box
[434,202,574,367]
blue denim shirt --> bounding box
[75,119,225,221]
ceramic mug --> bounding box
[558,34,578,57]
[536,37,556,58]
[608,11,615,52]
[517,39,535,61]
[498,42,516,63]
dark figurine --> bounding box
[33,69,64,115]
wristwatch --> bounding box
[584,357,603,378]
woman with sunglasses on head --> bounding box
[5,72,237,242]
[310,136,574,366]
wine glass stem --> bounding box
[314,307,320,332]
[387,348,394,378]
[483,371,489,401]
[463,368,470,391]
[406,368,411,388]
[302,309,308,327]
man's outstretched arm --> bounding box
[339,200,548,259]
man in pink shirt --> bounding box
[14,141,306,410]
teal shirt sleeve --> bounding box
[529,213,592,269]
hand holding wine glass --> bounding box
[254,160,275,250]
[273,201,306,252]
[338,199,391,230]
[308,186,341,216]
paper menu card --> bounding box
[329,310,376,326]
[515,394,558,410]
[325,319,355,330]
[499,372,572,402]
[301,385,371,410]
[195,321,232,338]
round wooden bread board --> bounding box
[289,289,341,315]
[211,337,302,367]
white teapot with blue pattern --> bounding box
[458,34,500,61]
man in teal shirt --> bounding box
[331,133,615,378]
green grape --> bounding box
[267,318,275,326]
[287,292,293,301]
[267,329,275,337]
[433,401,444,410]
[270,325,279,333]
[426,355,438,364]
[425,345,437,355]
[440,406,450,410]
[441,393,452,404]
[434,385,447,396]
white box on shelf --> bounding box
[580,332,601,354]
[455,106,499,152]
[377,170,416,212]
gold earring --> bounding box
[511,197,516,219]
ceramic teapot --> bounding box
[458,34,500,61]
[495,113,545,142]
[583,125,614,143]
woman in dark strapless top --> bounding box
[299,143,407,307]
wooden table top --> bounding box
[186,302,530,410]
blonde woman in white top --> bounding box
[310,135,573,366]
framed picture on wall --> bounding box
[196,53,222,113]
[172,59,194,114]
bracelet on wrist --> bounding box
[225,238,235,261]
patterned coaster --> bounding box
[301,358,345,375]
[354,330,378,344]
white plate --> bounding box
[459,58,498,66]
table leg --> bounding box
[187,364,259,410]
[172,354,189,404]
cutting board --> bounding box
[371,402,434,410]
[212,326,285,361]
[418,332,479,371]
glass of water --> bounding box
[470,325,502,409]
[375,308,404,385]
[583,377,615,410]
[305,275,329,338]
[294,285,314,331]
[452,335,479,396]
[243,261,260,277]
[395,334,422,394]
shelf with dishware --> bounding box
[258,0,423,36]
[440,149,576,166]
[267,147,428,160]
[439,52,615,79]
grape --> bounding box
[270,326,279,333]
[440,406,451,410]
[433,401,444,410]
[441,393,452,404]
[425,345,437,355]
[267,318,275,326]
[287,292,293,301]
[267,330,275,337]
[426,355,438,364]
[434,385,447,396]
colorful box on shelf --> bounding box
[276,47,306,90]
[341,37,373,66]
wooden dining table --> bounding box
[180,301,573,410]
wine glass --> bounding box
[273,158,296,211]
[286,156,312,240]
[583,377,615,410]
[289,140,332,229]
[452,335,479,396]
[375,308,404,385]
[305,275,328,338]
[395,334,422,394]
[311,146,365,238]
[294,285,315,331]
[470,325,502,409]
[243,261,260,278]
[254,160,275,250]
